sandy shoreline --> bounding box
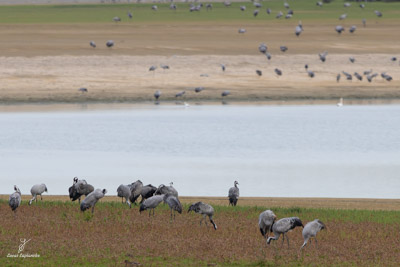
[1,195,400,210]
[0,54,399,103]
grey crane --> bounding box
[284,2,289,9]
[224,1,231,7]
[188,202,217,230]
[9,185,22,214]
[149,65,157,72]
[195,87,204,93]
[267,217,304,247]
[206,4,212,11]
[349,25,356,33]
[360,4,365,9]
[240,5,246,11]
[335,25,345,34]
[127,11,133,19]
[265,52,272,60]
[285,14,292,19]
[256,70,262,76]
[221,90,230,97]
[295,25,303,37]
[336,73,341,82]
[259,209,277,240]
[319,51,328,62]
[354,72,363,81]
[164,194,182,220]
[160,64,170,70]
[280,46,288,52]
[106,40,114,48]
[139,184,157,203]
[78,87,88,93]
[238,28,247,34]
[374,10,382,17]
[381,73,393,82]
[339,14,347,20]
[175,91,186,98]
[316,1,323,7]
[254,2,262,8]
[228,180,239,206]
[344,2,351,7]
[367,73,378,82]
[152,5,158,11]
[129,180,143,204]
[364,69,372,76]
[29,184,48,205]
[259,43,268,54]
[89,41,96,48]
[253,10,259,17]
[113,16,121,22]
[342,71,352,81]
[362,18,366,27]
[170,3,177,11]
[349,57,355,63]
[300,219,326,250]
[139,194,164,216]
[155,182,178,197]
[275,68,282,76]
[266,8,271,14]
[307,70,315,78]
[69,177,94,203]
[154,90,161,101]
[80,189,107,214]
[305,64,308,70]
[276,11,283,19]
[220,64,226,72]
[287,9,294,15]
[117,184,132,208]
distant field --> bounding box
[1,200,400,266]
[0,1,399,24]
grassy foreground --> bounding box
[1,199,400,266]
[0,1,399,24]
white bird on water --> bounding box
[337,98,343,107]
[184,102,190,107]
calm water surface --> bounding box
[0,104,399,198]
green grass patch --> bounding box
[0,1,399,24]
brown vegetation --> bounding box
[1,200,400,266]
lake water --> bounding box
[1,103,399,198]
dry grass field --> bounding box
[1,198,400,266]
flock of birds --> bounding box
[8,179,325,250]
[79,1,397,104]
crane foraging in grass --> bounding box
[29,183,48,205]
[80,189,107,214]
[164,194,183,221]
[259,209,277,240]
[267,217,304,248]
[117,184,132,208]
[188,202,217,230]
[139,194,164,216]
[300,219,326,250]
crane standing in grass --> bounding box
[117,184,132,208]
[139,194,165,216]
[228,181,239,206]
[164,194,182,220]
[9,185,22,214]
